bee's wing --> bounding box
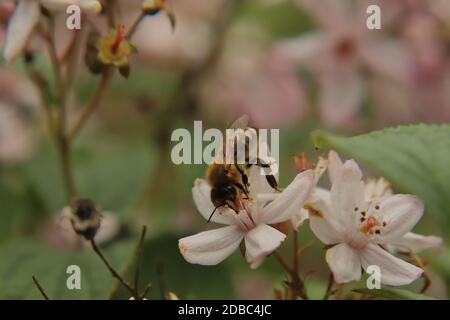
[229,114,249,130]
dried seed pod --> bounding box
[69,198,102,240]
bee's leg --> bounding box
[233,182,250,200]
[254,158,282,192]
[235,164,250,193]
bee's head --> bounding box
[211,184,237,208]
[210,184,246,217]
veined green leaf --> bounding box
[0,239,133,299]
[312,125,450,235]
[353,287,437,300]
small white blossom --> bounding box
[326,151,442,255]
[3,0,101,62]
[307,151,426,286]
[179,168,314,269]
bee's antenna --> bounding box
[207,206,222,223]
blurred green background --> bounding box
[0,0,449,299]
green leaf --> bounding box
[0,168,48,244]
[22,140,154,217]
[353,288,436,300]
[0,239,133,299]
[312,124,450,235]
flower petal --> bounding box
[291,208,309,230]
[359,39,413,84]
[3,0,40,63]
[259,170,314,225]
[192,179,233,225]
[244,224,286,269]
[364,177,392,202]
[328,150,343,184]
[326,243,362,283]
[376,194,424,243]
[391,232,442,254]
[41,0,102,13]
[273,31,328,67]
[295,0,352,30]
[307,187,344,243]
[53,12,76,61]
[178,225,244,266]
[79,0,102,13]
[310,217,343,245]
[361,243,423,286]
[319,62,364,128]
[330,160,366,230]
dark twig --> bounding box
[273,251,309,300]
[323,272,335,300]
[90,239,136,297]
[293,231,299,275]
[140,283,152,300]
[156,259,167,300]
[134,226,147,293]
[408,252,431,293]
[32,276,50,300]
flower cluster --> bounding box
[179,150,442,287]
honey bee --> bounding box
[206,115,280,222]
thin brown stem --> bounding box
[106,0,116,28]
[41,22,66,105]
[323,272,335,300]
[90,239,137,298]
[68,67,114,140]
[134,226,147,293]
[39,19,77,199]
[409,252,431,293]
[126,11,145,40]
[293,231,299,275]
[32,276,50,300]
[156,260,167,300]
[140,283,152,300]
[272,251,309,300]
[24,64,55,135]
[273,251,294,275]
[56,136,77,198]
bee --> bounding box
[206,115,280,222]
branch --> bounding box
[134,226,147,293]
[32,276,50,300]
[90,239,137,298]
[68,67,114,140]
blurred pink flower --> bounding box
[273,0,413,128]
[202,30,308,128]
[2,0,102,62]
[370,1,450,124]
[120,0,226,67]
[0,69,39,164]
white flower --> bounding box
[308,151,425,286]
[327,151,442,254]
[178,168,314,269]
[387,232,443,254]
[291,155,328,230]
[3,0,101,62]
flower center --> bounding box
[356,203,387,237]
[111,24,126,54]
[335,37,356,59]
